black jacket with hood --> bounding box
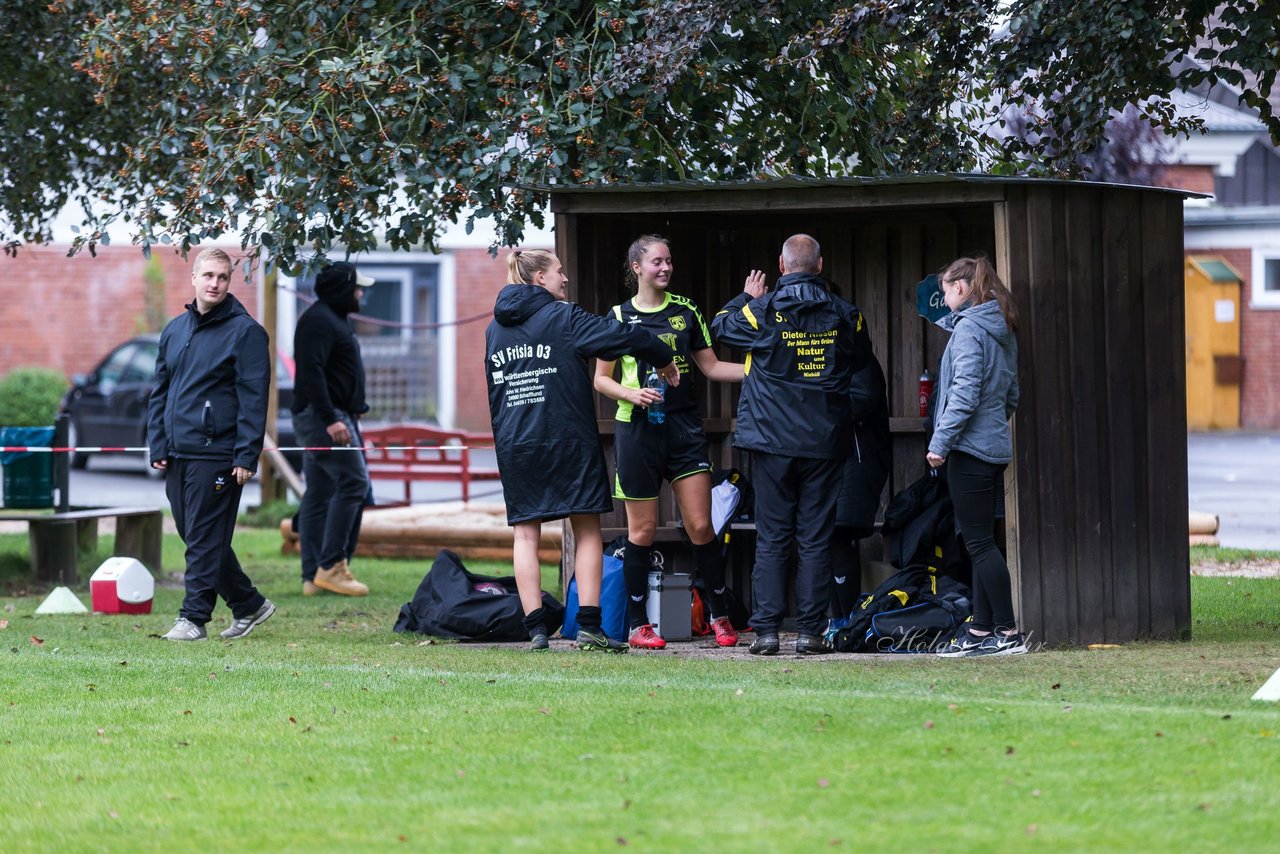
[147,293,270,471]
[485,284,673,524]
[712,272,871,459]
[836,351,891,536]
[292,269,368,423]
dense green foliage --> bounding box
[0,368,69,427]
[1,2,1275,270]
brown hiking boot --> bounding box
[303,580,321,596]
[313,560,369,596]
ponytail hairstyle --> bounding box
[507,249,556,285]
[623,234,670,291]
[941,255,1019,333]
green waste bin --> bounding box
[0,426,55,509]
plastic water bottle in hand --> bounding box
[646,370,666,425]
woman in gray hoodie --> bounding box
[928,256,1028,657]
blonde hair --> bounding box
[193,247,233,272]
[507,249,556,285]
[941,255,1019,332]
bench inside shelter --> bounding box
[361,425,501,504]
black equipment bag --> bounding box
[881,466,970,584]
[833,564,971,653]
[394,549,564,641]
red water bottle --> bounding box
[918,369,934,417]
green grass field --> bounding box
[2,530,1279,851]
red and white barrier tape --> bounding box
[0,445,493,453]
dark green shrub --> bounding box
[239,499,300,530]
[0,367,68,426]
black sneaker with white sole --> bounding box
[992,631,1029,655]
[936,627,986,658]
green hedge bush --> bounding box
[0,367,68,426]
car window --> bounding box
[124,343,159,384]
[96,344,138,389]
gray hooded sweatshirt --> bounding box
[929,299,1019,465]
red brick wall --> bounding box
[1161,164,1217,196]
[1243,304,1280,429]
[1188,246,1280,429]
[452,246,570,432]
[0,244,259,381]
[1239,253,1280,430]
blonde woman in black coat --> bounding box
[486,249,678,651]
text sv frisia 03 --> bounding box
[490,344,558,409]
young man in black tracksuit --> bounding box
[712,234,872,655]
[148,248,274,641]
[292,262,376,597]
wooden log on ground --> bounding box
[277,517,562,564]
[1188,534,1220,547]
[1188,511,1220,535]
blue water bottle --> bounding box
[646,370,666,425]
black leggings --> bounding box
[947,451,1015,632]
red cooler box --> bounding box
[91,557,155,614]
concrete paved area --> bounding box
[1187,431,1280,550]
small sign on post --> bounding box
[915,274,951,324]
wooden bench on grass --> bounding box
[0,506,164,585]
[361,425,501,504]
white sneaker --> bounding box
[163,618,207,642]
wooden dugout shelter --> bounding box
[542,174,1193,647]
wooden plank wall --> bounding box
[1001,186,1190,645]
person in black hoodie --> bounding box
[292,261,376,597]
[486,249,679,652]
[712,234,872,655]
[148,248,275,642]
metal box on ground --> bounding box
[647,570,692,640]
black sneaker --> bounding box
[748,633,780,656]
[992,631,1029,655]
[576,628,628,653]
[936,627,986,658]
[795,634,827,655]
[529,632,550,652]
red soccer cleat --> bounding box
[710,616,738,648]
[628,623,667,650]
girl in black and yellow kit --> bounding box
[593,236,745,649]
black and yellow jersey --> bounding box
[606,292,712,421]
